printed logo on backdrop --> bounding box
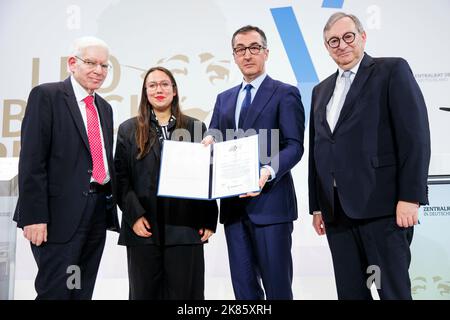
[0,0,382,158]
[423,206,450,217]
[410,184,450,300]
[415,72,450,83]
[0,0,233,158]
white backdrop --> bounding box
[1,0,450,300]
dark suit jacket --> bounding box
[209,75,305,225]
[14,77,119,243]
[114,115,218,246]
[308,53,431,222]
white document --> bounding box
[211,135,260,198]
[157,135,260,199]
[158,140,211,199]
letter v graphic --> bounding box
[271,1,344,124]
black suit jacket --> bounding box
[14,77,119,242]
[114,115,218,246]
[309,54,431,222]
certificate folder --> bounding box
[157,135,260,199]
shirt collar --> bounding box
[337,54,364,78]
[70,75,96,103]
[241,73,267,92]
[150,108,176,128]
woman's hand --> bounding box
[132,216,152,237]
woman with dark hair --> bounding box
[114,66,218,300]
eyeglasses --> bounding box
[75,56,111,71]
[146,81,173,91]
[326,32,356,48]
[233,44,266,56]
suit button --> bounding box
[82,191,88,196]
[330,139,335,144]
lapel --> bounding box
[316,73,338,136]
[333,53,375,132]
[149,110,165,162]
[224,85,241,130]
[152,138,161,162]
[63,77,90,151]
[243,76,276,129]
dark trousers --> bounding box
[225,216,293,300]
[31,192,107,300]
[325,190,414,300]
[127,244,205,300]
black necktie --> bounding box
[238,84,253,128]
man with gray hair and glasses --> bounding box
[308,12,430,299]
[14,36,119,299]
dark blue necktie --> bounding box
[238,84,253,128]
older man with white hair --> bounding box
[14,36,119,299]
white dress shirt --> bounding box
[326,59,362,132]
[234,73,275,181]
[70,76,110,184]
[314,57,363,215]
[234,73,267,128]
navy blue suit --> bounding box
[308,54,431,299]
[209,75,305,299]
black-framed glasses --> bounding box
[326,32,356,48]
[233,44,266,56]
[75,56,111,71]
